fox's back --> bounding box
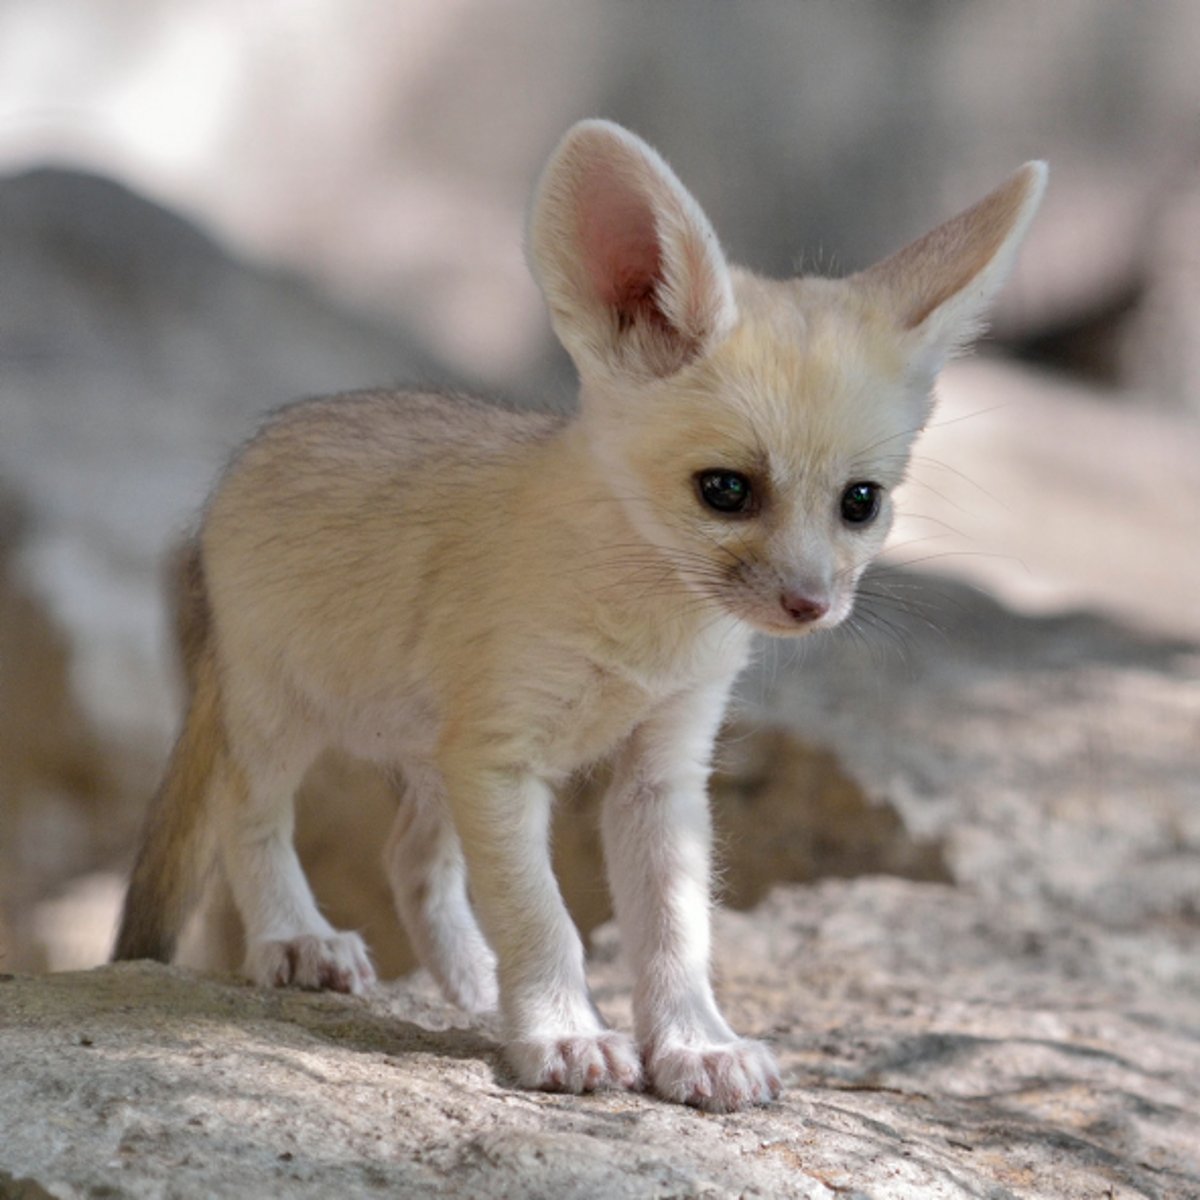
[201,389,563,700]
[222,388,561,495]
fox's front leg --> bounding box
[601,685,781,1112]
[443,754,642,1094]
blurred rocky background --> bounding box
[2,0,1198,971]
[2,0,1198,931]
[3,2,1199,1193]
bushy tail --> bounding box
[113,540,223,963]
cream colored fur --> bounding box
[114,120,1045,1112]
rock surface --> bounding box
[3,878,1198,1200]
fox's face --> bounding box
[530,121,1045,638]
[583,278,928,637]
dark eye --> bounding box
[696,469,753,515]
[840,481,882,526]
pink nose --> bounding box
[780,592,829,624]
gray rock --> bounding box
[2,879,1197,1199]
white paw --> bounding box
[647,1037,781,1112]
[247,932,376,995]
[505,1030,644,1094]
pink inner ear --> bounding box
[577,167,664,321]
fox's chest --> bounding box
[539,661,663,774]
[540,622,750,773]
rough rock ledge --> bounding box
[3,877,1197,1200]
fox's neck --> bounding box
[532,409,657,574]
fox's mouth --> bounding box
[744,614,838,638]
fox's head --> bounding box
[530,120,1045,637]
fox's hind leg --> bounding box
[385,764,498,1013]
[215,711,376,995]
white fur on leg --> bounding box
[384,765,498,1013]
[445,760,642,1094]
[602,682,780,1111]
[214,733,377,995]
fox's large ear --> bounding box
[529,120,737,381]
[855,162,1047,382]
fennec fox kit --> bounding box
[115,120,1045,1112]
